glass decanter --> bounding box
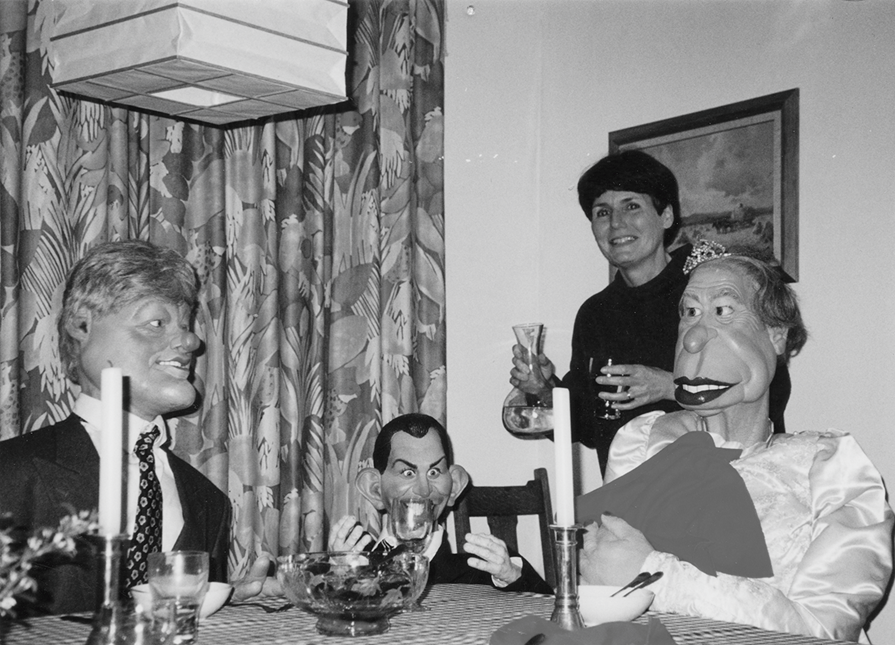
[502,323,553,439]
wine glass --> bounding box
[388,498,436,554]
[392,551,431,612]
[591,358,624,420]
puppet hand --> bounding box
[328,515,373,552]
[463,533,522,585]
[579,514,653,586]
[231,553,283,601]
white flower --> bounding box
[0,510,99,618]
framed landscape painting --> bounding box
[609,89,799,282]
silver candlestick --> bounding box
[85,534,131,645]
[549,524,585,630]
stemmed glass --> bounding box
[388,498,436,554]
[591,358,623,420]
[388,498,435,612]
[392,551,430,612]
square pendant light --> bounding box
[49,0,349,126]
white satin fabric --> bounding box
[604,412,894,643]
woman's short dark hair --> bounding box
[372,413,453,473]
[58,240,199,383]
[697,247,808,364]
[577,149,681,247]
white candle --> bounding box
[552,387,575,526]
[99,367,123,535]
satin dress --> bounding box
[604,411,894,643]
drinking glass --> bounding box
[147,551,209,645]
[388,498,436,554]
[591,358,624,420]
[84,602,177,645]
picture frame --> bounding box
[608,89,799,282]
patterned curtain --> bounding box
[0,0,445,579]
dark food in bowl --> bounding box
[279,552,414,619]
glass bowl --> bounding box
[276,551,415,636]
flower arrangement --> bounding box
[0,510,99,618]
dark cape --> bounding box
[576,431,773,578]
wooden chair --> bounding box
[452,467,555,589]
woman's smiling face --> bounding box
[590,190,672,274]
[673,263,785,412]
[75,297,201,420]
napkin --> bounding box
[576,431,772,578]
[490,614,675,645]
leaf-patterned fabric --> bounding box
[0,0,445,580]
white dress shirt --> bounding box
[77,394,185,550]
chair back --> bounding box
[452,467,555,589]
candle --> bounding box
[552,387,575,526]
[98,367,123,535]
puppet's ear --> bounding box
[767,326,787,356]
[447,465,471,506]
[356,468,386,511]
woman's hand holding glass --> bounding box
[509,344,555,395]
[596,362,675,411]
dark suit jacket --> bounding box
[427,530,553,595]
[0,415,231,615]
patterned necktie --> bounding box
[125,425,163,586]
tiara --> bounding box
[683,239,730,274]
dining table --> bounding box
[2,584,858,645]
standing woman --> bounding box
[510,150,790,474]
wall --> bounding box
[444,0,895,641]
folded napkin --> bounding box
[490,614,675,645]
[576,431,773,578]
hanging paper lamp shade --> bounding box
[49,0,349,126]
